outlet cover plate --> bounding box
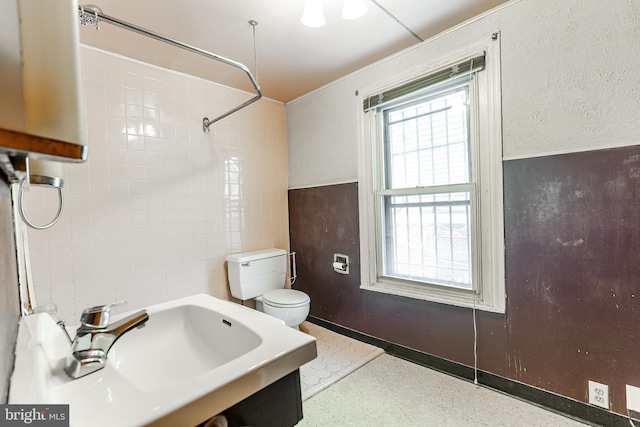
[588,380,609,409]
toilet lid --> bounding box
[263,289,310,308]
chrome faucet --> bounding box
[64,302,149,379]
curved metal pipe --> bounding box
[78,5,262,133]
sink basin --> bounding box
[10,294,317,427]
[109,303,262,391]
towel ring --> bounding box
[18,175,64,230]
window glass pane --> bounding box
[380,81,474,291]
[385,87,470,190]
[383,191,472,289]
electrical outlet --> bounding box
[588,380,609,409]
[627,385,640,412]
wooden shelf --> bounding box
[0,127,87,163]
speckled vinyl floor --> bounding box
[297,335,591,426]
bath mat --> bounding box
[299,321,384,401]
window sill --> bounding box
[360,281,505,314]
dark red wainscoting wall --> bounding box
[288,145,640,416]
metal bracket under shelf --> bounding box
[0,154,24,183]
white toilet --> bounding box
[226,248,310,329]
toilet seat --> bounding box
[263,289,310,308]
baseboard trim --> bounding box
[307,316,637,427]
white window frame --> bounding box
[357,35,505,313]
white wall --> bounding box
[286,0,640,188]
[23,46,289,322]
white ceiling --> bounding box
[79,0,508,102]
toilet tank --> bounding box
[226,249,287,300]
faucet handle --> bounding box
[80,301,127,329]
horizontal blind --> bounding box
[363,53,485,112]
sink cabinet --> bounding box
[200,369,303,427]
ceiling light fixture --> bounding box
[300,0,326,28]
[301,0,369,28]
[341,0,368,20]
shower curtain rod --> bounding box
[78,5,262,133]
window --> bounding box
[380,77,477,290]
[358,37,504,312]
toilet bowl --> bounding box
[260,289,310,329]
[226,249,311,329]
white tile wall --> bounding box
[22,46,289,322]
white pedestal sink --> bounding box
[9,294,317,426]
